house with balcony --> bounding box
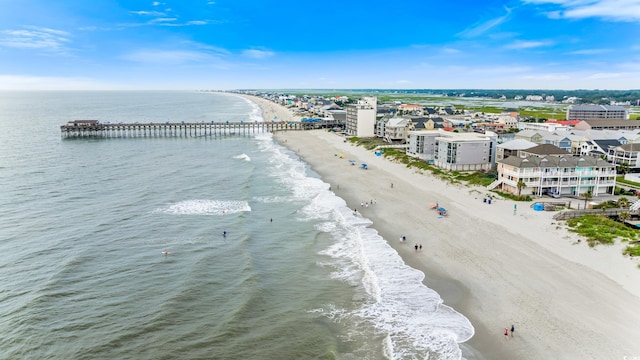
[607,143,640,170]
[494,155,616,197]
[384,117,412,143]
[580,139,621,157]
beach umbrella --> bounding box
[361,163,368,169]
[349,159,356,163]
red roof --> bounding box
[545,119,580,126]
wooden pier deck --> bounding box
[60,120,341,139]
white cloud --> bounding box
[154,19,212,27]
[566,48,611,54]
[458,7,512,37]
[523,0,640,22]
[150,17,177,23]
[0,27,71,53]
[242,49,275,59]
[131,10,166,16]
[504,40,553,49]
[152,1,161,6]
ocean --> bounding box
[0,91,474,360]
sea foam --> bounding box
[256,132,475,359]
[233,154,251,162]
[154,199,251,215]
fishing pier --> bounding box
[60,119,341,139]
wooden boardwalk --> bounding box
[552,208,629,220]
[60,120,341,138]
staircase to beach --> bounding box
[486,178,503,190]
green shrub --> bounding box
[566,215,639,247]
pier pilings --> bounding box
[60,121,339,139]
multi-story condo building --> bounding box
[495,155,616,197]
[407,130,497,171]
[566,105,628,121]
[607,143,640,170]
[345,97,377,137]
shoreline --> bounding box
[241,94,640,359]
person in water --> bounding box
[162,249,169,255]
[223,231,227,237]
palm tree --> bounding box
[618,162,631,175]
[516,180,526,199]
[581,190,593,209]
[617,197,631,209]
[619,211,631,223]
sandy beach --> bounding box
[244,94,640,359]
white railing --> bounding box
[486,179,503,190]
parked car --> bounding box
[543,189,561,198]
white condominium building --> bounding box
[345,97,377,137]
[407,130,497,171]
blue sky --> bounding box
[0,0,638,90]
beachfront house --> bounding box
[384,117,412,143]
[493,155,616,197]
[407,129,497,171]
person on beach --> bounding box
[513,203,517,215]
[510,324,515,337]
[402,235,406,242]
[414,244,419,251]
[504,328,509,340]
[419,244,422,251]
[390,182,394,188]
